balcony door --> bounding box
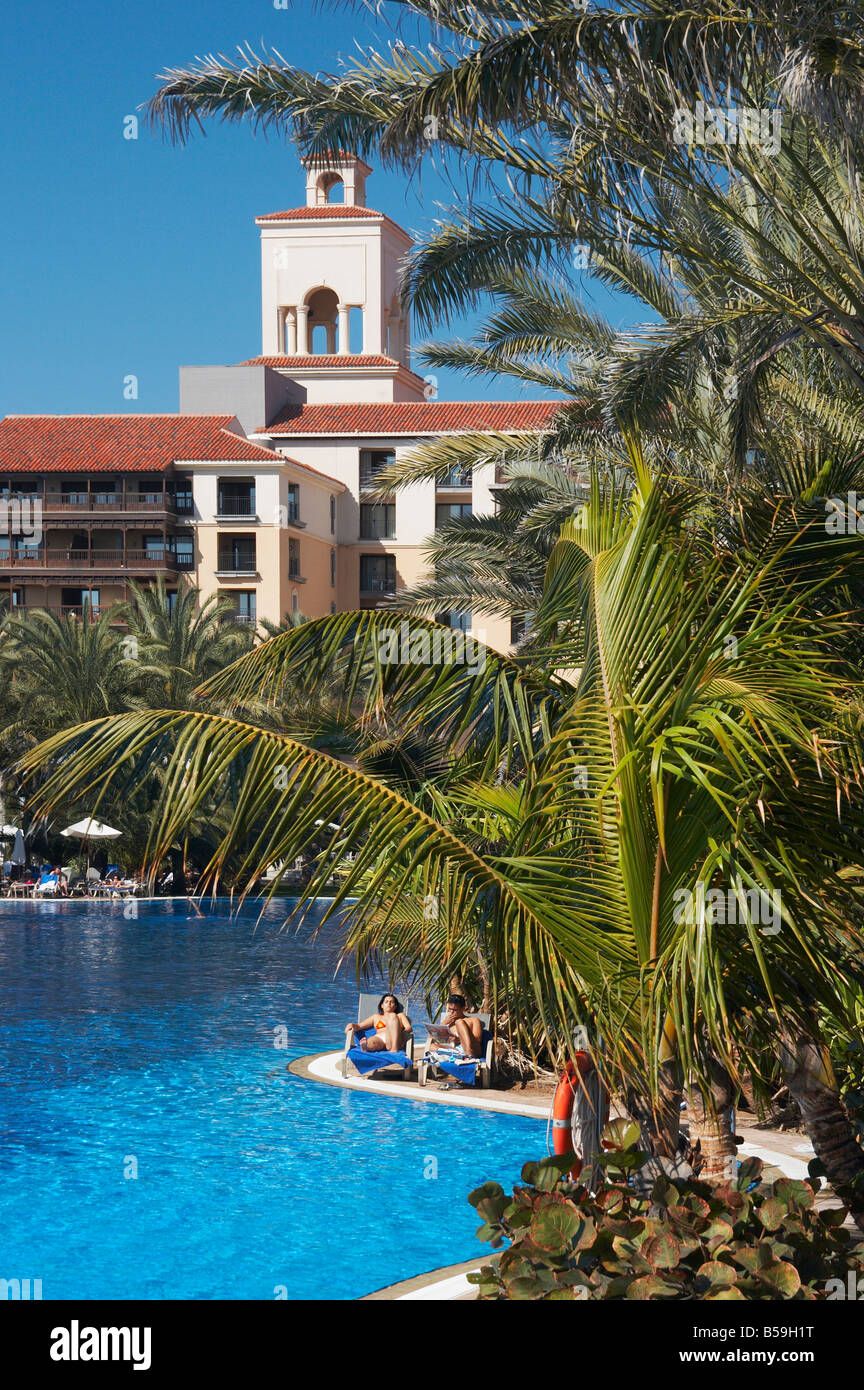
[217,478,256,518]
[218,535,256,574]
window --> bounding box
[329,495,336,535]
[233,591,257,624]
[5,479,39,497]
[435,502,472,527]
[510,615,526,645]
[61,481,88,506]
[13,535,41,556]
[171,533,194,570]
[217,477,255,517]
[137,479,164,505]
[286,483,300,523]
[359,450,395,491]
[142,534,164,558]
[360,503,396,539]
[330,601,336,615]
[330,548,336,588]
[360,554,396,595]
[291,591,299,614]
[218,535,256,573]
[171,479,193,514]
[62,587,100,613]
[437,610,472,632]
[91,482,117,507]
[438,465,472,488]
[288,537,301,578]
[165,590,178,614]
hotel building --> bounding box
[0,153,559,649]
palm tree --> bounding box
[0,607,133,740]
[121,578,252,710]
[20,451,864,1211]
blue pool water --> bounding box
[0,898,542,1300]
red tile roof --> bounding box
[256,206,384,221]
[0,415,289,473]
[242,354,410,370]
[259,400,565,436]
[300,150,373,172]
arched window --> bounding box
[316,171,344,204]
[329,495,336,534]
[330,548,336,588]
[305,287,339,355]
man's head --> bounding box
[445,993,466,1020]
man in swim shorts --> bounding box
[430,994,484,1058]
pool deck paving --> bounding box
[291,1051,821,1300]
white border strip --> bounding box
[306,1051,548,1119]
[397,1272,477,1301]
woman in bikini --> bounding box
[344,993,411,1054]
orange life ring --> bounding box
[551,1052,598,1179]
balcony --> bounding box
[3,605,106,622]
[217,559,257,576]
[216,497,257,519]
[436,467,472,490]
[359,578,396,595]
[40,491,177,515]
[0,549,180,571]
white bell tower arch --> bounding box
[255,152,422,400]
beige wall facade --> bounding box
[186,457,344,628]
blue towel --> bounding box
[423,1045,477,1087]
[346,1026,411,1075]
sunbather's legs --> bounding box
[363,1016,407,1052]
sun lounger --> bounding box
[418,1012,494,1089]
[342,991,414,1080]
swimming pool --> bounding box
[0,898,542,1300]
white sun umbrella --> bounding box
[60,818,121,876]
[11,828,26,867]
[60,818,121,839]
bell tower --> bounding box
[254,153,424,402]
[304,151,369,209]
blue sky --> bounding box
[0,0,638,416]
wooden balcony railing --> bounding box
[2,605,106,622]
[0,549,180,570]
[37,492,180,513]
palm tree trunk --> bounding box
[626,1070,681,1160]
[782,1036,864,1233]
[474,949,492,1015]
[686,1065,737,1182]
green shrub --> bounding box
[467,1153,864,1300]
